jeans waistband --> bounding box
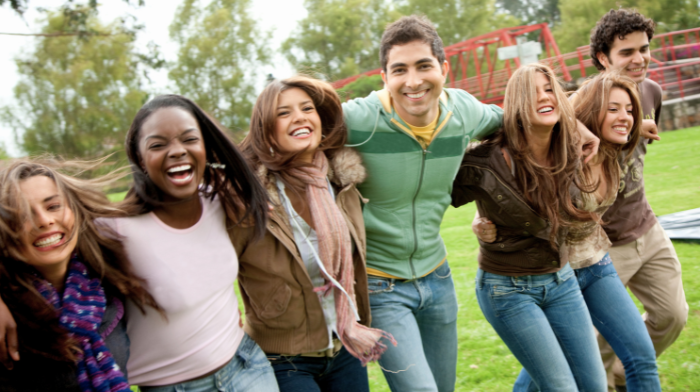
[477,263,573,288]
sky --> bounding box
[0,0,306,156]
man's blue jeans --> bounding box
[515,254,661,392]
[367,261,458,392]
[476,264,606,392]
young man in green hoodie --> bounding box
[342,16,504,392]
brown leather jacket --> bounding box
[451,141,567,276]
[229,148,371,355]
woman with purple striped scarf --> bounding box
[0,159,159,392]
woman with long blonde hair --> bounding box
[452,63,607,391]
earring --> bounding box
[206,162,226,169]
[270,147,275,157]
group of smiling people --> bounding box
[0,8,687,392]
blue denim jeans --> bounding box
[140,334,279,392]
[367,261,458,392]
[267,346,369,392]
[476,264,606,392]
[514,255,661,392]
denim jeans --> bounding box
[513,255,661,392]
[476,264,606,392]
[267,346,369,392]
[367,261,458,392]
[139,334,279,392]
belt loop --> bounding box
[555,269,563,285]
[476,268,484,289]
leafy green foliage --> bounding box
[1,10,149,161]
[337,75,384,101]
[168,0,270,138]
[281,0,395,81]
[497,0,561,26]
[0,143,9,160]
[394,0,520,47]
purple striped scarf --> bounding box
[34,256,130,392]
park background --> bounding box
[0,0,698,390]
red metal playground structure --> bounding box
[331,23,700,106]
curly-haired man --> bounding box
[591,9,688,392]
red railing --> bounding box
[333,26,700,104]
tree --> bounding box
[282,0,394,81]
[168,0,270,138]
[496,0,560,26]
[0,143,9,160]
[394,0,520,47]
[1,8,149,160]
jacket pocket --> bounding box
[244,279,305,330]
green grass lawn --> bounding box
[366,126,700,391]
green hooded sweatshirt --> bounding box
[343,88,503,279]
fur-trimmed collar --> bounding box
[256,147,366,205]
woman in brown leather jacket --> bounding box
[451,63,607,391]
[233,75,394,392]
[477,73,661,391]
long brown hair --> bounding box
[574,72,642,195]
[496,63,591,246]
[241,75,347,193]
[0,158,159,362]
[121,95,269,240]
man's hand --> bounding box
[577,120,600,164]
[0,298,19,370]
[641,119,661,141]
[472,215,497,243]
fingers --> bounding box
[472,218,497,243]
[582,140,599,165]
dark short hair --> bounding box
[590,9,655,71]
[380,15,446,73]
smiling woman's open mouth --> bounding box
[167,164,195,184]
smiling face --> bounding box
[529,72,559,133]
[138,107,207,202]
[600,87,634,145]
[274,87,323,163]
[597,31,650,83]
[18,175,78,277]
[381,40,449,127]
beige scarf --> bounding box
[288,151,395,365]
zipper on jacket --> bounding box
[407,148,429,280]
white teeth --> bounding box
[170,171,194,184]
[291,128,311,137]
[406,91,427,99]
[34,233,63,248]
[538,107,553,113]
[613,126,628,132]
[168,164,192,173]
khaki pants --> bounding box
[598,221,689,390]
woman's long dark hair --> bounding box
[121,95,268,239]
[240,75,347,193]
[0,159,160,362]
